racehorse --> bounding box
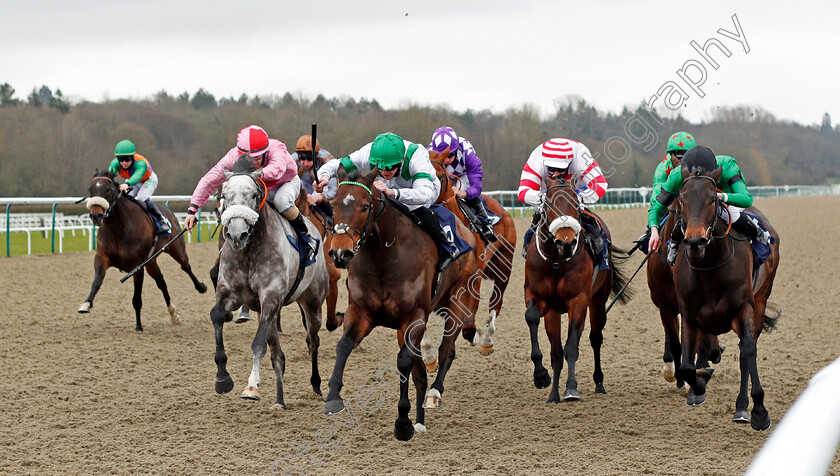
[324,165,479,441]
[429,148,517,355]
[524,176,631,402]
[647,200,725,387]
[79,170,207,331]
[210,155,328,410]
[209,185,255,325]
[296,186,343,332]
[674,166,780,430]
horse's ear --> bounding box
[680,164,690,181]
[93,168,99,178]
[440,146,451,158]
[104,170,115,180]
[362,166,379,184]
[337,163,347,182]
[224,170,234,181]
[710,167,723,183]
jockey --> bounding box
[184,125,318,262]
[428,126,497,243]
[292,134,336,221]
[107,140,171,234]
[316,132,461,271]
[648,145,772,265]
[518,138,608,255]
[653,131,696,200]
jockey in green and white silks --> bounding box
[107,139,171,234]
[648,145,772,264]
[317,132,461,271]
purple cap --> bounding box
[429,126,460,154]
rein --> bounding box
[680,174,735,270]
[89,177,122,220]
[334,180,386,254]
[537,181,583,268]
[431,160,458,204]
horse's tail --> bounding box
[762,302,781,332]
[609,245,633,304]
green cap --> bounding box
[666,132,696,153]
[369,132,405,169]
[114,139,136,157]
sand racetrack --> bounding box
[1,195,839,475]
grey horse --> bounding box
[211,155,328,411]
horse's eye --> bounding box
[361,204,370,212]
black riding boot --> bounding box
[579,210,604,256]
[732,214,771,245]
[289,214,319,264]
[667,219,685,266]
[146,201,172,234]
[465,196,497,243]
[411,207,459,272]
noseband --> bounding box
[88,177,121,220]
[334,181,385,255]
[680,174,735,270]
[220,174,268,239]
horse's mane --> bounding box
[93,168,115,180]
[232,154,257,174]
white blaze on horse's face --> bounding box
[221,173,262,251]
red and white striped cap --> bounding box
[237,125,270,157]
[541,138,576,168]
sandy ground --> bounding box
[1,195,839,475]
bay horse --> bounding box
[79,170,207,331]
[524,176,631,402]
[675,166,780,430]
[428,147,517,356]
[210,155,328,410]
[647,200,725,387]
[324,165,479,441]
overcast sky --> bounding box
[2,0,837,125]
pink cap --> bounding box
[237,125,269,157]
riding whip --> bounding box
[120,228,187,283]
[605,252,650,314]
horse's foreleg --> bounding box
[544,310,565,403]
[660,308,682,387]
[266,321,286,411]
[211,300,234,394]
[324,307,372,415]
[132,270,145,332]
[679,318,705,406]
[299,300,323,396]
[79,254,109,313]
[734,305,770,430]
[146,261,180,325]
[394,312,425,441]
[324,264,342,331]
[242,302,278,402]
[562,298,588,401]
[427,306,464,408]
[589,288,610,395]
[525,299,550,390]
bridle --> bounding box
[430,159,458,204]
[333,180,386,255]
[537,180,583,268]
[680,174,734,270]
[88,176,121,220]
[221,173,267,240]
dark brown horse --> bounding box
[324,166,479,441]
[79,170,207,331]
[429,148,517,355]
[674,167,780,430]
[647,200,725,387]
[524,176,630,402]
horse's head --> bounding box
[428,146,455,204]
[542,175,582,261]
[329,165,383,268]
[87,169,119,225]
[679,165,724,259]
[220,154,265,251]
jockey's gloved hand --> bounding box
[630,228,651,255]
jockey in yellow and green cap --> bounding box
[316,132,461,271]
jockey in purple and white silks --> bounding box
[428,126,496,242]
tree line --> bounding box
[1,83,838,198]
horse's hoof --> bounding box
[663,362,676,382]
[697,367,715,380]
[240,386,261,400]
[470,334,479,347]
[687,390,706,406]
[546,393,561,404]
[711,343,726,364]
[563,389,581,401]
[77,302,92,313]
[167,305,181,325]
[750,410,771,431]
[215,375,234,394]
[479,345,494,356]
[732,410,750,423]
[196,283,208,294]
[534,370,551,389]
[312,385,323,397]
[269,403,286,412]
[423,389,442,409]
[595,383,607,394]
[413,423,426,433]
[424,359,438,373]
[324,399,345,415]
[135,326,143,333]
[234,315,251,324]
[394,420,415,441]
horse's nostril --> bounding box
[239,232,248,241]
[225,232,232,241]
[340,250,353,262]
